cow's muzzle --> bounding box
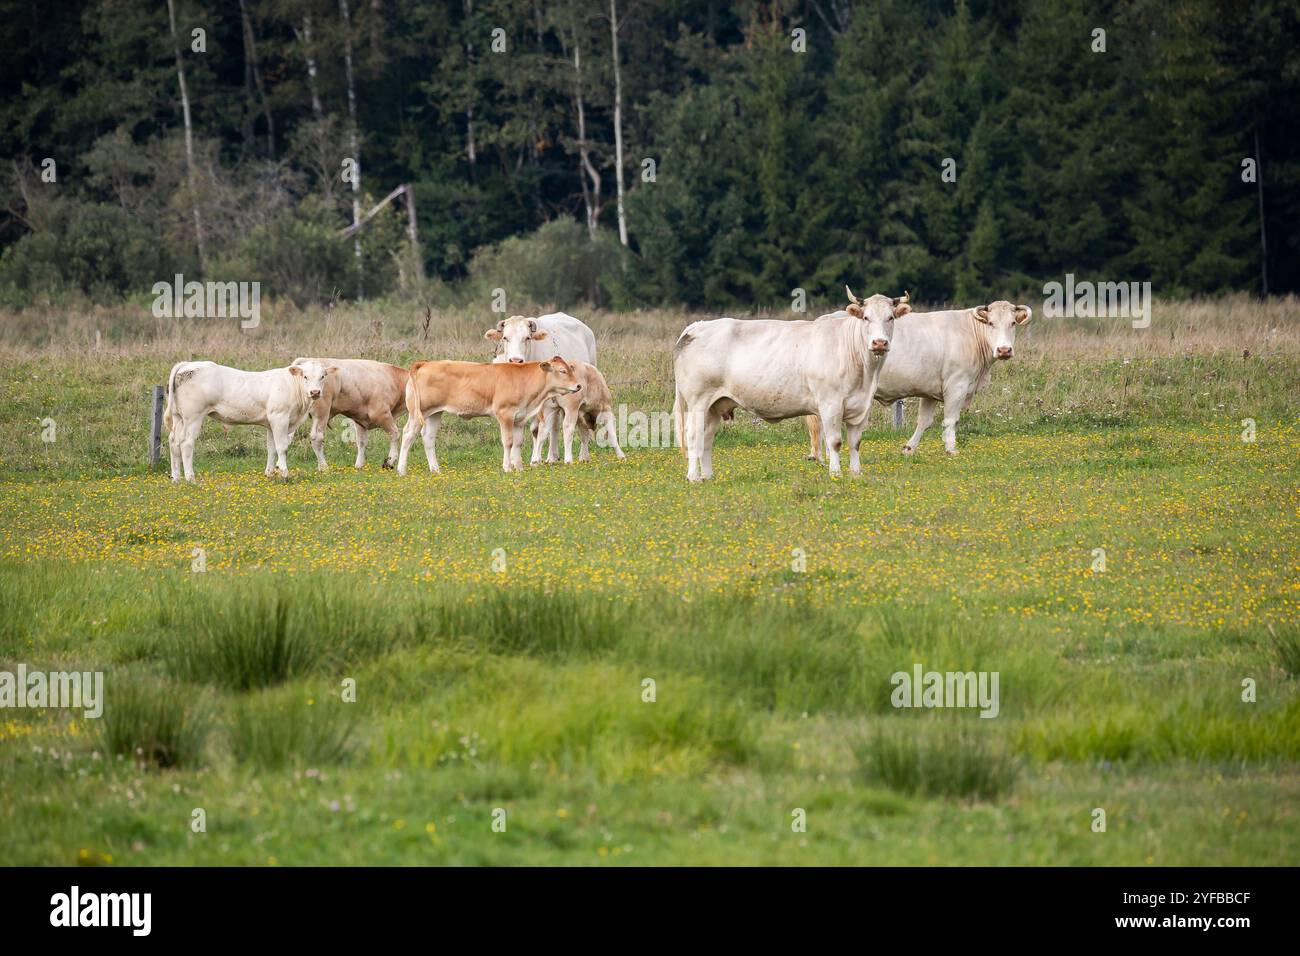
[509,357,524,364]
[995,347,1013,360]
[870,339,890,354]
[309,389,322,399]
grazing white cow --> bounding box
[164,360,336,481]
[530,360,626,464]
[486,312,597,463]
[805,300,1032,458]
[672,289,911,481]
[291,358,409,471]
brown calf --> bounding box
[530,360,626,464]
[293,358,409,470]
[396,357,582,474]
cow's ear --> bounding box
[847,303,864,319]
[539,361,553,372]
[326,365,340,375]
[893,303,912,318]
[531,329,550,341]
[289,365,304,377]
[974,306,991,324]
[1014,305,1033,326]
[484,329,503,342]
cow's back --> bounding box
[874,309,976,403]
[534,312,597,365]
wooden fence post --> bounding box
[150,385,165,466]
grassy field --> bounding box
[1,297,1298,865]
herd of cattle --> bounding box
[163,289,1031,483]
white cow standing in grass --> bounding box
[485,312,597,465]
[805,300,1032,458]
[164,360,336,481]
[673,289,911,480]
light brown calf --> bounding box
[530,360,626,464]
[293,358,409,470]
[396,357,582,474]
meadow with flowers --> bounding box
[0,298,1297,865]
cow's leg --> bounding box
[512,420,527,471]
[545,402,560,463]
[353,423,369,469]
[904,398,937,455]
[309,411,329,471]
[420,412,443,473]
[845,414,867,477]
[168,420,183,482]
[599,411,626,460]
[270,416,293,477]
[497,414,517,472]
[529,414,548,466]
[805,415,822,462]
[180,417,203,482]
[264,428,277,477]
[684,407,702,481]
[562,406,579,464]
[377,412,401,469]
[819,405,845,475]
[397,405,424,477]
[699,409,722,480]
[941,385,968,455]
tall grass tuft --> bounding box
[857,721,1019,801]
[228,691,356,768]
[99,675,210,769]
[167,593,312,691]
[429,589,628,658]
[1269,624,1300,677]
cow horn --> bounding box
[496,318,506,331]
[528,319,537,332]
[845,285,861,305]
[893,291,909,306]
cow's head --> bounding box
[846,287,911,356]
[290,360,338,401]
[973,301,1032,360]
[539,356,582,397]
[485,315,549,364]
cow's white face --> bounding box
[485,315,550,364]
[974,301,1032,360]
[291,360,337,401]
[847,290,911,356]
[539,356,582,397]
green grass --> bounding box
[0,308,1297,864]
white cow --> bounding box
[672,289,911,481]
[485,312,598,464]
[805,300,1032,458]
[164,360,335,481]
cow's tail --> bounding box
[163,362,184,433]
[405,362,426,432]
[673,385,687,458]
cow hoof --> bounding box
[902,445,914,456]
[382,458,395,470]
[849,468,861,477]
[946,449,959,457]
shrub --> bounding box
[464,219,630,309]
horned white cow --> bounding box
[672,289,911,481]
[164,360,335,481]
[530,360,626,464]
[486,312,597,463]
[291,358,409,471]
[805,300,1032,459]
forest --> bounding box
[1,0,1296,310]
